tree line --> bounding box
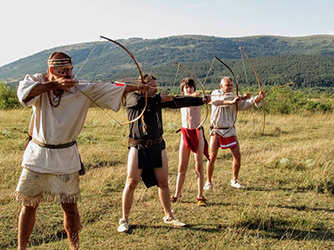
[1,81,332,113]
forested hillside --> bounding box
[0,35,333,91]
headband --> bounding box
[48,58,72,67]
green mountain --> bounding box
[0,35,333,91]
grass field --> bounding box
[0,108,333,250]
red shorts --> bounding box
[217,135,238,149]
[181,127,210,160]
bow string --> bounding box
[72,37,123,125]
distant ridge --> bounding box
[0,34,333,90]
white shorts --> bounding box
[16,168,80,207]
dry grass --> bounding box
[0,108,333,250]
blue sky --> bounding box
[1,0,333,67]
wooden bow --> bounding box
[214,56,239,97]
[214,56,239,127]
[239,46,266,134]
[100,36,148,126]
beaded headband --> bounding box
[47,58,72,67]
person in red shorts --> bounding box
[204,76,265,190]
[171,78,210,206]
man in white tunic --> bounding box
[15,51,149,250]
[204,76,265,191]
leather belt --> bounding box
[32,138,76,149]
[129,137,162,146]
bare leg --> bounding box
[154,150,173,218]
[121,148,142,221]
[174,137,191,198]
[18,204,38,250]
[206,134,220,183]
[61,203,81,250]
[194,129,205,198]
[230,141,241,181]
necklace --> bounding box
[47,90,64,107]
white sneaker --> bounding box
[117,219,130,232]
[204,181,213,190]
[230,179,245,189]
[163,216,186,227]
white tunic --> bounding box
[18,73,126,174]
[210,89,263,137]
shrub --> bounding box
[0,82,21,109]
[266,87,333,114]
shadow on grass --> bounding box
[248,227,334,242]
[124,223,227,233]
[246,184,334,195]
[243,186,334,213]
[234,216,334,242]
[271,204,334,213]
[122,222,334,242]
[208,198,334,213]
[175,199,232,207]
[206,202,233,207]
[5,230,68,250]
[246,186,299,192]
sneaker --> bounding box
[204,181,213,191]
[230,179,245,189]
[196,197,207,206]
[163,216,186,227]
[117,219,130,233]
